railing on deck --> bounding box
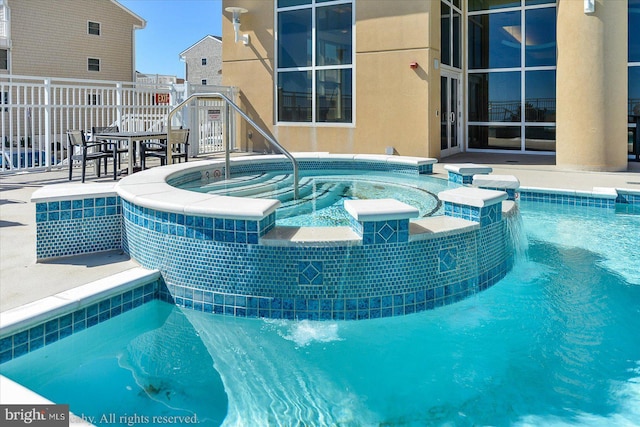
[167,92,299,199]
[0,74,237,172]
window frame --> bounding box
[466,1,557,153]
[87,57,100,72]
[275,0,355,127]
[87,21,100,36]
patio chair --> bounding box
[140,128,190,170]
[91,125,126,171]
[67,130,117,182]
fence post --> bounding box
[44,78,52,170]
[116,82,123,130]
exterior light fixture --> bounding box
[410,62,419,69]
[225,6,249,45]
[584,0,595,14]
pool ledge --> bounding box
[0,268,159,337]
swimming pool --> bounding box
[2,200,639,426]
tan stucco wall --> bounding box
[222,0,442,158]
[556,0,628,171]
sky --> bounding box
[119,0,223,79]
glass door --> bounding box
[441,72,462,157]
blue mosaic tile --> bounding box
[0,280,160,364]
[518,190,616,209]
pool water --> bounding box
[0,302,228,426]
[2,202,640,426]
[180,170,455,226]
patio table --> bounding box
[93,131,167,175]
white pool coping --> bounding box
[0,268,160,337]
[438,187,509,208]
[444,163,493,175]
[344,198,420,222]
[473,174,521,189]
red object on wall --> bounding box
[155,93,170,105]
[409,62,419,69]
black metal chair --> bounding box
[67,130,117,182]
[91,125,126,171]
[141,128,189,170]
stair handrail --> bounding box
[167,92,299,199]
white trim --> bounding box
[87,57,101,72]
[87,20,101,36]
[110,0,146,29]
[179,35,222,58]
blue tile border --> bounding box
[0,280,159,364]
[517,190,616,209]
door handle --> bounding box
[450,112,456,123]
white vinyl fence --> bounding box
[0,75,237,172]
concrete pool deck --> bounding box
[1,153,639,313]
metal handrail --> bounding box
[167,92,299,199]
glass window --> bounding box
[441,1,462,69]
[278,0,310,7]
[526,0,555,5]
[88,21,100,36]
[630,67,640,119]
[0,49,7,70]
[88,58,100,72]
[452,7,461,68]
[525,127,555,151]
[316,5,352,66]
[278,71,312,122]
[202,79,207,85]
[469,11,521,69]
[468,125,521,149]
[441,3,451,66]
[317,69,352,123]
[202,58,207,66]
[525,8,556,67]
[525,70,556,122]
[277,1,353,124]
[630,0,640,63]
[277,9,312,68]
[468,71,521,122]
[469,0,520,12]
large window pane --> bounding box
[453,7,461,68]
[469,72,521,122]
[469,125,521,149]
[630,67,640,119]
[469,0,520,12]
[441,3,451,66]
[278,0,311,8]
[469,11,521,69]
[630,0,640,63]
[278,9,312,68]
[525,70,556,122]
[317,5,352,66]
[525,127,555,151]
[525,7,556,67]
[278,71,312,122]
[317,69,352,123]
